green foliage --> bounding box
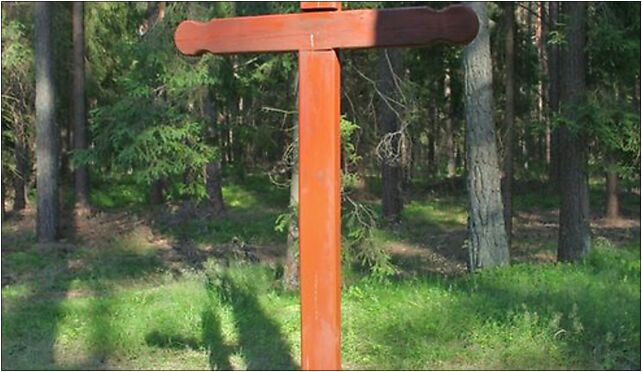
[583,2,641,179]
[78,3,221,200]
[588,2,640,86]
[340,116,395,279]
[1,6,34,182]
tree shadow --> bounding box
[216,269,298,370]
[1,223,171,370]
[1,241,75,370]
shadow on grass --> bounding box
[144,312,233,370]
[1,226,170,370]
[143,264,298,370]
[144,289,234,370]
[1,235,79,370]
[217,272,298,370]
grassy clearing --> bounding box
[2,177,640,370]
[2,237,638,370]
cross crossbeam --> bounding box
[175,6,478,55]
[174,3,478,370]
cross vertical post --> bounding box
[297,4,342,369]
[298,48,342,370]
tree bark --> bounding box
[12,127,27,211]
[284,73,300,290]
[140,1,165,35]
[35,2,60,242]
[557,2,591,262]
[537,1,550,166]
[1,179,6,220]
[150,180,164,205]
[202,94,227,217]
[463,2,510,270]
[72,1,90,212]
[144,1,167,207]
[444,68,457,178]
[547,1,561,191]
[377,49,404,223]
[206,162,226,216]
[427,100,437,176]
[501,2,515,249]
[605,156,620,220]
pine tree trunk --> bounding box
[1,179,6,219]
[202,96,226,217]
[427,101,437,176]
[605,156,620,220]
[35,2,60,242]
[378,49,403,223]
[12,128,27,211]
[463,2,510,269]
[72,1,90,212]
[444,69,457,178]
[284,73,300,290]
[635,72,640,110]
[557,2,591,262]
[547,1,561,191]
[206,162,226,216]
[150,180,164,205]
[501,2,515,249]
[144,1,167,208]
[537,1,550,166]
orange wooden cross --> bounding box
[175,3,477,370]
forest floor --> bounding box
[1,176,640,370]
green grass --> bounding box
[2,177,640,370]
[2,233,639,370]
[160,175,289,246]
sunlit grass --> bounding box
[2,236,639,370]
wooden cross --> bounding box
[175,2,478,370]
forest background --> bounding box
[1,1,640,370]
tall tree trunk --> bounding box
[143,1,166,206]
[605,155,620,220]
[72,1,90,212]
[284,73,300,290]
[537,1,550,166]
[205,162,226,216]
[378,49,404,223]
[202,93,226,217]
[1,179,6,219]
[557,2,591,262]
[427,100,437,176]
[150,180,164,205]
[635,72,641,110]
[444,68,457,178]
[35,2,60,242]
[463,2,510,270]
[12,126,27,211]
[501,2,515,249]
[547,1,561,191]
[140,1,165,35]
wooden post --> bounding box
[298,48,342,370]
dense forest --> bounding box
[1,2,640,370]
